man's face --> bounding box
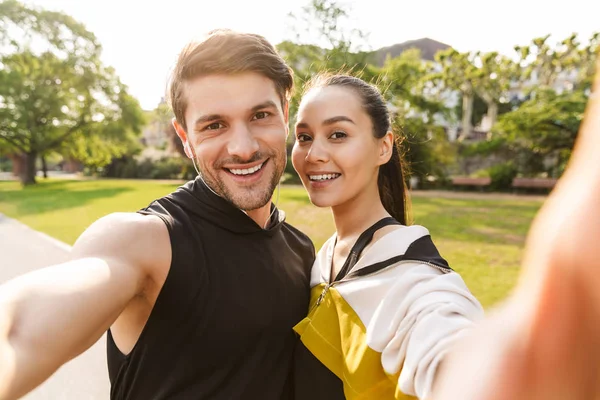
[178,72,288,211]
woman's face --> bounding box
[292,85,390,209]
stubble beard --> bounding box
[197,151,286,211]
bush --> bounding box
[282,159,301,184]
[282,142,302,184]
[102,156,195,180]
[488,162,518,192]
[0,157,12,172]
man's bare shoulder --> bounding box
[72,212,171,281]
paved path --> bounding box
[0,214,110,399]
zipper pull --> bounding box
[316,283,332,306]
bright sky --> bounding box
[22,0,598,110]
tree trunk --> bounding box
[10,154,26,177]
[486,102,499,139]
[21,151,37,185]
[459,93,474,141]
[41,155,48,178]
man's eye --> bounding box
[205,122,224,131]
[253,111,270,120]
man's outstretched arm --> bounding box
[0,212,170,400]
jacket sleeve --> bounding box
[365,263,484,399]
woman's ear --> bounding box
[172,118,193,159]
[378,131,395,165]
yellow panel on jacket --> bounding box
[294,284,416,400]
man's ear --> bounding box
[172,118,193,159]
[378,131,394,165]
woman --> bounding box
[291,74,484,400]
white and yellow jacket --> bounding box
[293,224,484,400]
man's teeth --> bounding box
[309,174,340,181]
[229,162,264,176]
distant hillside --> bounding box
[373,38,452,65]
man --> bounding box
[0,29,315,400]
[433,58,600,400]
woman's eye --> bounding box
[330,131,347,139]
[296,134,312,142]
[253,111,270,120]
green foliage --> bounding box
[493,88,586,177]
[102,156,194,180]
[0,1,145,184]
[0,156,11,172]
[285,0,371,62]
[398,117,455,183]
[488,162,518,191]
[377,50,455,184]
[0,0,99,56]
[380,48,446,119]
[432,49,477,96]
[515,34,580,90]
[575,32,599,90]
[280,0,375,120]
[149,102,185,157]
[431,48,477,139]
[514,32,598,94]
[472,51,518,129]
[283,146,302,184]
[454,92,487,127]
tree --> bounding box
[285,0,372,71]
[281,0,374,106]
[515,33,580,91]
[380,48,446,121]
[575,32,599,90]
[472,51,517,132]
[432,48,478,140]
[0,0,144,184]
[491,88,587,177]
[373,49,452,184]
[398,117,456,185]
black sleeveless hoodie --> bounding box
[106,177,315,399]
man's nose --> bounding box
[227,123,259,161]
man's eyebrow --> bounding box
[194,114,223,127]
[251,100,278,112]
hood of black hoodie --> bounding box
[164,176,285,235]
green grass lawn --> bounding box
[0,178,545,308]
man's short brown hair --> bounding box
[168,29,294,131]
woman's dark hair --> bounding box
[303,73,411,225]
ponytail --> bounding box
[378,138,410,225]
